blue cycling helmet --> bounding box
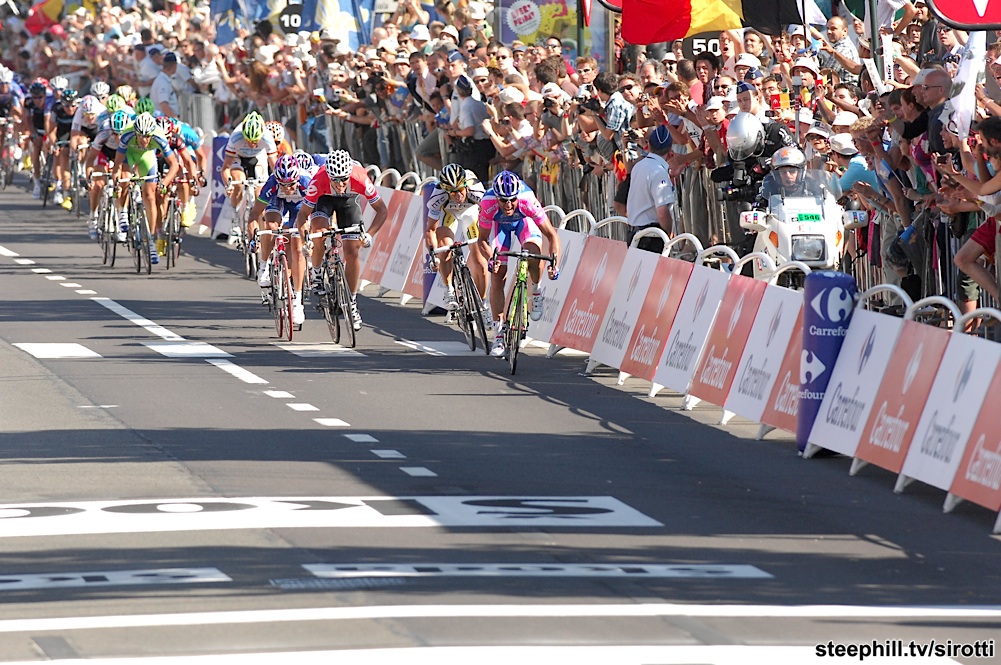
[493,170,520,200]
[273,154,300,184]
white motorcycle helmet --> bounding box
[726,112,765,162]
[771,146,806,189]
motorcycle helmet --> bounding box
[772,146,806,190]
[726,112,765,162]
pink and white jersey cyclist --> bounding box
[477,171,560,359]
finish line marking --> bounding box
[304,563,772,579]
[0,496,661,537]
[0,568,229,592]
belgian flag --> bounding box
[622,0,804,44]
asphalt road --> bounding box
[0,173,998,664]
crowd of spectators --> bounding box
[0,0,998,315]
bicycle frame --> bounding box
[495,248,555,374]
[310,223,364,347]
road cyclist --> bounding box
[23,79,53,199]
[220,111,279,242]
[477,170,561,359]
[86,102,133,240]
[295,150,388,332]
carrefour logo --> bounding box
[858,326,876,374]
[954,351,974,402]
[902,343,923,395]
[727,296,743,338]
[693,282,710,320]
[766,302,783,348]
[590,252,608,294]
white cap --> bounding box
[662,51,677,62]
[832,111,859,127]
[788,25,806,37]
[829,133,858,155]
[704,95,725,111]
[497,87,525,104]
[541,82,563,98]
[410,24,431,41]
[792,57,819,75]
[798,107,815,124]
[806,122,832,138]
[468,1,487,19]
[735,53,760,69]
[441,25,460,40]
[471,67,490,79]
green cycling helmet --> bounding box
[134,96,155,115]
[242,113,264,143]
[105,94,126,113]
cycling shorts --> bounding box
[233,155,266,180]
[264,198,302,227]
[125,146,158,179]
[99,145,116,164]
[490,218,542,254]
[309,195,363,239]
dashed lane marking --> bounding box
[44,275,65,281]
[314,418,350,427]
[92,297,182,341]
[13,258,34,265]
[13,343,101,359]
[400,467,438,477]
[30,268,51,273]
[287,403,319,412]
[143,341,232,358]
[59,283,82,288]
[205,359,268,385]
[305,563,772,579]
[264,390,294,399]
[395,339,483,356]
[371,450,406,459]
[344,434,378,442]
[75,290,96,295]
[274,342,365,358]
[0,568,230,591]
[0,244,18,257]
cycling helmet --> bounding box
[293,150,315,173]
[110,109,129,134]
[90,81,110,99]
[105,94,126,113]
[772,146,807,170]
[134,112,157,136]
[439,163,467,192]
[81,95,99,115]
[51,76,68,92]
[265,120,284,145]
[0,69,12,85]
[61,89,78,104]
[29,81,46,96]
[242,113,264,143]
[135,96,154,115]
[156,115,173,136]
[324,150,352,179]
[274,154,300,184]
[115,84,136,104]
[168,117,181,138]
[492,170,520,199]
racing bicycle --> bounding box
[494,248,556,375]
[309,224,363,348]
[257,228,299,341]
[120,173,159,275]
[434,239,490,354]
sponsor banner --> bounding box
[525,228,589,344]
[619,256,694,383]
[208,135,231,237]
[651,265,730,395]
[854,321,951,474]
[688,274,767,407]
[550,236,628,353]
[948,368,1001,512]
[807,309,904,457]
[898,335,1001,492]
[589,248,661,371]
[759,308,805,434]
[377,191,426,294]
[402,234,431,302]
[798,272,859,452]
[723,285,803,423]
[360,188,414,288]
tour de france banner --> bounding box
[498,0,609,66]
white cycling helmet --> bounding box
[51,76,68,91]
[324,150,352,180]
[90,81,110,99]
[0,69,12,85]
[293,150,315,174]
[134,112,157,136]
[81,95,99,115]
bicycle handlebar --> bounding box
[117,174,160,183]
[433,239,475,255]
[496,249,556,263]
[307,225,364,240]
[258,229,300,237]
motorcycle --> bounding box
[738,169,857,279]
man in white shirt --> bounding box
[625,125,675,253]
[152,52,180,117]
[136,44,163,98]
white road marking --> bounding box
[314,418,350,427]
[287,403,319,412]
[13,343,101,359]
[92,298,183,341]
[400,467,438,477]
[59,283,82,288]
[0,244,18,257]
[275,342,365,357]
[0,496,661,537]
[0,603,991,636]
[0,646,966,665]
[143,342,232,358]
[395,339,482,356]
[305,563,772,579]
[205,359,268,385]
[75,290,96,295]
[78,405,118,409]
[264,390,294,399]
[13,258,34,265]
[0,568,230,591]
[371,450,406,459]
[45,275,65,281]
[30,268,51,273]
[344,434,378,442]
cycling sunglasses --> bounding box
[498,195,517,204]
[331,175,350,183]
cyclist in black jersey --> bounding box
[21,80,51,199]
[48,89,78,208]
[0,73,22,170]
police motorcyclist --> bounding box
[755,146,826,206]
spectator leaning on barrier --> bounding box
[625,125,675,254]
[152,52,180,117]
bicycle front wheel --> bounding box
[453,271,476,352]
[280,255,294,342]
[507,282,526,375]
[163,201,177,270]
[40,156,52,207]
[461,266,490,355]
[336,262,356,348]
[321,265,341,345]
[135,203,152,275]
[106,200,118,267]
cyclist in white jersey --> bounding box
[221,112,278,236]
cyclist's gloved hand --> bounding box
[159,184,168,196]
[548,263,560,281]
[302,239,313,258]
[359,232,373,248]
[426,251,439,271]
